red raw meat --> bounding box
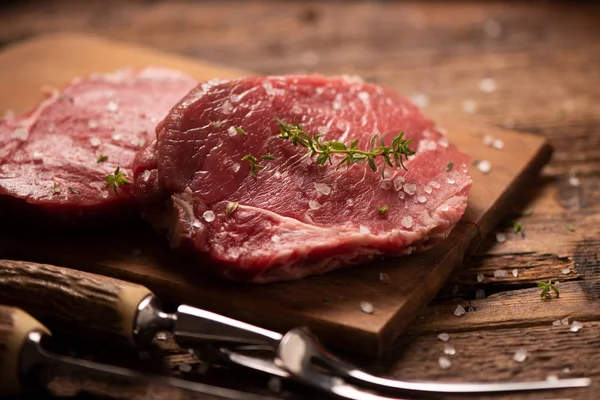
[0,67,197,224]
[134,75,472,282]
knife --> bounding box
[0,259,591,396]
[0,304,275,399]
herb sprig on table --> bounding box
[105,166,130,195]
[537,280,559,298]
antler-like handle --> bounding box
[0,305,49,395]
[0,260,152,343]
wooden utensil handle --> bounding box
[0,305,50,395]
[0,259,152,344]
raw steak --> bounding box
[134,75,472,282]
[0,67,196,224]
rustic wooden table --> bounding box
[1,1,599,399]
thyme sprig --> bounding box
[536,280,559,298]
[241,153,265,177]
[105,166,130,195]
[275,117,415,177]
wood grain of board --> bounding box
[0,34,552,355]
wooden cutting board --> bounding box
[0,34,552,356]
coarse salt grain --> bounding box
[493,139,504,150]
[156,332,167,340]
[561,317,569,325]
[309,200,321,210]
[227,126,237,137]
[563,367,571,373]
[32,152,43,162]
[447,177,456,184]
[262,81,274,95]
[430,181,441,189]
[477,273,484,283]
[314,182,331,195]
[221,100,233,114]
[424,186,432,194]
[562,268,571,275]
[475,289,486,299]
[273,171,281,179]
[178,363,192,372]
[418,196,427,203]
[444,344,456,356]
[477,160,492,174]
[360,301,374,314]
[346,199,354,206]
[403,183,417,195]
[437,333,450,342]
[494,270,508,278]
[358,91,370,102]
[454,305,466,317]
[397,191,405,199]
[552,320,562,326]
[440,204,449,211]
[512,269,518,278]
[89,137,101,147]
[438,357,452,369]
[513,349,528,363]
[402,216,413,229]
[112,133,122,141]
[570,321,583,332]
[202,210,215,222]
[496,233,507,243]
[271,235,281,243]
[379,273,389,282]
[461,99,478,114]
[106,101,118,112]
[411,93,430,108]
[568,176,580,187]
[479,78,497,94]
[483,135,494,146]
[359,225,371,234]
[380,181,392,190]
[88,120,99,129]
[232,163,240,173]
[394,178,404,191]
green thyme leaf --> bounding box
[261,154,276,161]
[446,161,454,172]
[105,166,130,195]
[236,127,247,135]
[97,154,108,163]
[225,201,239,216]
[377,205,389,215]
[53,182,60,194]
[565,223,575,232]
[68,186,80,194]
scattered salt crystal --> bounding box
[479,78,497,94]
[227,126,237,137]
[267,377,282,393]
[568,176,580,187]
[202,210,215,222]
[475,289,486,299]
[484,19,503,39]
[89,137,101,147]
[140,170,151,182]
[106,101,118,112]
[430,181,441,189]
[32,152,43,162]
[156,332,167,340]
[13,127,28,140]
[483,134,494,146]
[461,99,478,114]
[468,306,475,312]
[561,317,569,325]
[317,126,329,135]
[402,216,413,229]
[360,301,374,314]
[411,93,430,108]
[546,375,559,381]
[291,104,302,114]
[438,357,452,369]
[477,273,484,283]
[394,178,404,191]
[346,199,354,206]
[397,191,405,199]
[454,305,466,317]
[232,163,241,173]
[440,204,449,211]
[178,363,192,372]
[552,320,562,326]
[359,225,371,234]
[513,349,528,363]
[494,270,508,278]
[443,344,456,355]
[300,50,319,67]
[570,321,583,332]
[417,196,427,203]
[496,233,507,243]
[308,200,321,210]
[87,120,99,129]
[271,235,281,243]
[262,81,275,95]
[111,133,122,141]
[221,100,233,114]
[380,181,392,190]
[477,160,492,174]
[358,91,370,102]
[379,273,388,282]
[314,182,331,195]
[424,186,432,194]
[493,139,504,150]
[437,333,450,342]
[403,183,417,195]
[438,137,449,148]
[336,120,347,131]
[563,367,571,373]
[562,268,571,275]
[273,171,281,179]
[447,177,456,184]
[132,248,142,256]
[512,269,518,278]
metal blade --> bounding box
[21,331,275,400]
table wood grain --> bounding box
[1,1,599,399]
